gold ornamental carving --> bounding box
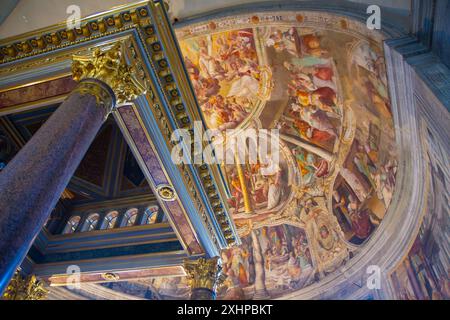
[184,257,225,291]
[72,42,147,104]
[2,272,48,300]
[157,185,176,201]
[101,272,120,281]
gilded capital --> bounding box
[184,257,224,292]
[2,272,48,300]
[72,42,147,104]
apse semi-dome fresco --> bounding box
[175,11,398,299]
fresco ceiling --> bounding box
[174,11,398,299]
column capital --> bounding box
[2,272,48,300]
[184,257,225,296]
[71,41,148,105]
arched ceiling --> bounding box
[172,10,398,299]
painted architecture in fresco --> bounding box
[0,1,448,301]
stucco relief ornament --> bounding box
[71,42,148,106]
[2,271,48,300]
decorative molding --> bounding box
[173,0,407,38]
[116,104,205,255]
[38,251,189,285]
[130,7,238,248]
[0,2,150,64]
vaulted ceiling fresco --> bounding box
[175,11,398,299]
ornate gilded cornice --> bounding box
[0,2,151,64]
[184,257,225,292]
[2,272,48,300]
[133,3,238,248]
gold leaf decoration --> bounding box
[2,272,48,300]
[72,41,148,104]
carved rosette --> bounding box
[157,185,176,201]
[184,257,225,299]
[71,42,148,112]
[2,272,48,300]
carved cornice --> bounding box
[135,3,238,248]
[0,2,151,64]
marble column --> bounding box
[0,79,113,294]
[184,257,223,300]
[0,42,146,294]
